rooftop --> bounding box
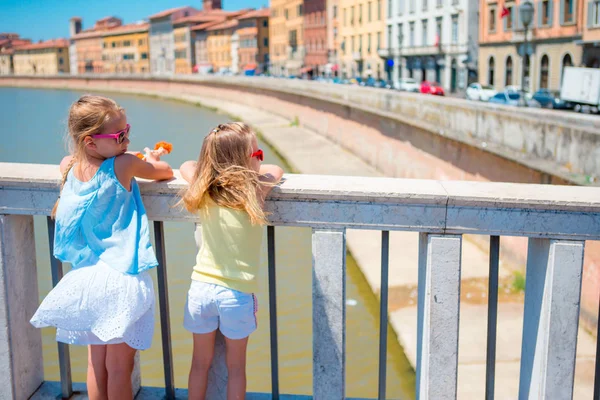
[148,6,197,20]
[102,22,149,36]
[14,39,69,51]
[206,19,239,31]
[238,8,270,20]
[190,19,226,31]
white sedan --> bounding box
[395,78,420,92]
[466,83,498,101]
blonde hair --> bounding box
[181,122,267,225]
[51,95,125,217]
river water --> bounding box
[0,87,415,399]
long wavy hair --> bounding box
[181,122,267,225]
[52,95,124,217]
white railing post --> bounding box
[0,215,43,400]
[416,233,462,400]
[312,228,346,400]
[519,239,585,399]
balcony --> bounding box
[2,162,600,398]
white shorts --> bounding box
[183,280,257,340]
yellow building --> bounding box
[102,23,149,74]
[268,0,305,76]
[206,19,239,72]
[13,39,70,75]
[339,0,386,79]
[269,0,287,75]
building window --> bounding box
[298,4,303,16]
[451,14,458,43]
[124,40,131,47]
[561,0,574,24]
[334,5,338,18]
[344,8,347,25]
[422,19,428,46]
[436,17,442,46]
[488,57,495,86]
[540,55,549,89]
[334,27,338,38]
[141,53,148,59]
[368,33,372,53]
[589,0,600,27]
[264,38,268,47]
[505,56,513,86]
[541,0,551,25]
[398,0,404,15]
[423,0,428,11]
[263,20,268,27]
[524,55,530,87]
[437,0,443,6]
[410,0,415,13]
[351,6,355,24]
[59,57,63,65]
[398,23,403,46]
[561,53,573,83]
[352,36,355,52]
[506,6,514,29]
[368,2,372,21]
[359,34,363,53]
[377,31,381,50]
[388,0,392,16]
[409,22,415,46]
[360,4,363,23]
[378,0,382,20]
[285,8,289,19]
[489,6,497,32]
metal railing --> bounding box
[1,164,600,399]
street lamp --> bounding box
[519,0,534,106]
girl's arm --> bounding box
[115,150,173,188]
[258,164,284,203]
[179,160,197,183]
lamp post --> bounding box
[519,1,534,106]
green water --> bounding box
[0,87,415,399]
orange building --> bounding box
[102,23,150,74]
[479,0,583,92]
[71,16,122,74]
[207,19,239,72]
[236,8,270,74]
[173,12,226,74]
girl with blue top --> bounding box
[30,95,173,400]
[179,122,283,400]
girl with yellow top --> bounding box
[179,122,283,400]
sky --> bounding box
[0,0,267,42]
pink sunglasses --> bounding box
[92,124,131,144]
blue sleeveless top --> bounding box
[53,157,158,275]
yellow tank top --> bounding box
[192,203,263,293]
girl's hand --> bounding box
[143,147,169,163]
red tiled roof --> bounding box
[206,19,238,31]
[238,8,270,20]
[0,39,9,47]
[0,48,14,55]
[14,39,69,51]
[149,6,195,20]
[102,22,149,36]
[174,13,223,25]
[72,28,106,40]
[190,19,226,31]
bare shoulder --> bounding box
[59,156,74,174]
[259,164,284,184]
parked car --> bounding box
[395,78,420,92]
[532,89,573,110]
[466,83,497,101]
[489,91,541,107]
[420,81,445,96]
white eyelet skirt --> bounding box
[30,263,155,350]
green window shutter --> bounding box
[538,1,543,26]
[560,0,565,25]
[589,2,595,27]
[548,1,554,25]
[504,9,508,30]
